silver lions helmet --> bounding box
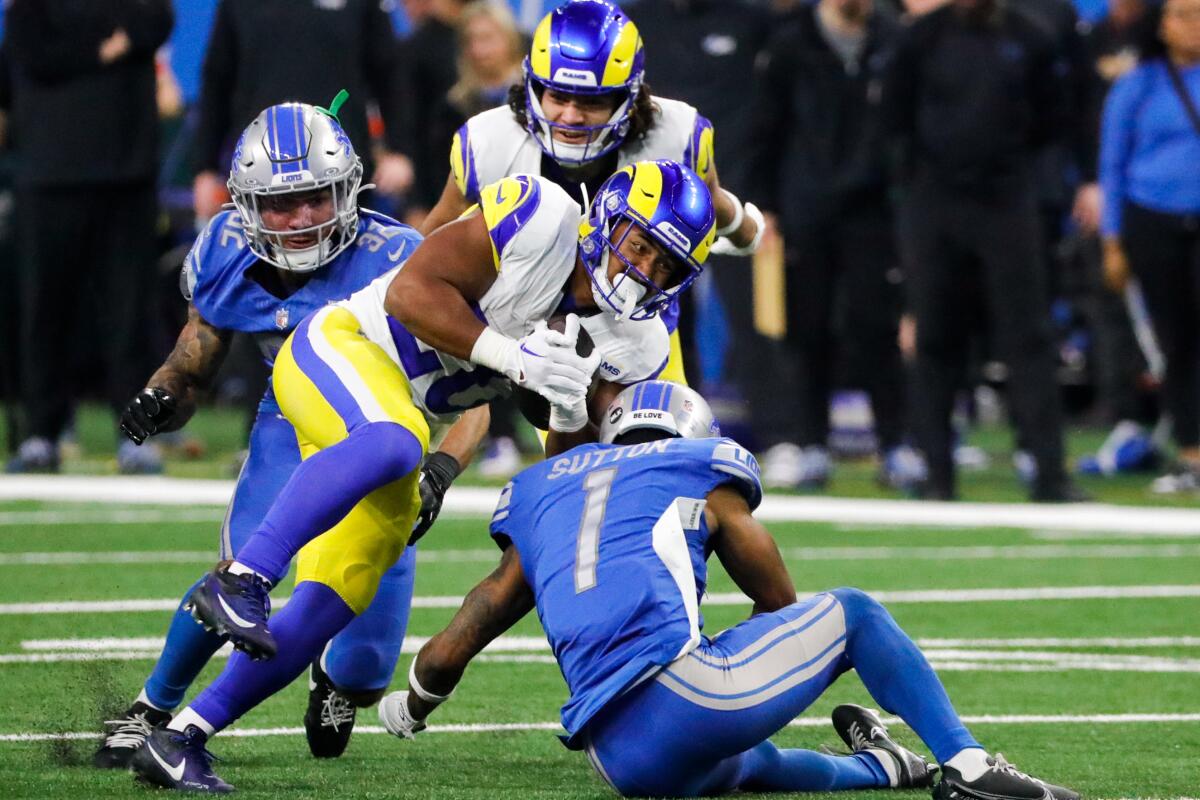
[599,381,720,444]
[227,101,363,272]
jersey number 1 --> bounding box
[574,467,617,593]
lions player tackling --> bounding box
[381,382,1080,800]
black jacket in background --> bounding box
[630,0,772,196]
[398,17,461,209]
[749,2,900,224]
[193,0,404,176]
[885,1,1069,191]
[5,0,173,187]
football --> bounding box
[513,315,596,430]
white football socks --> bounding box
[136,688,172,713]
[227,561,270,584]
[945,747,990,781]
[167,707,215,737]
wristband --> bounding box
[409,658,453,704]
[716,188,745,237]
[470,327,520,382]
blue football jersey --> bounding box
[490,436,762,743]
[183,208,421,371]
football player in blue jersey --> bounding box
[94,96,424,769]
[379,382,1079,800]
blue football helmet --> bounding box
[523,0,645,165]
[579,160,716,321]
[598,381,720,444]
[228,102,363,273]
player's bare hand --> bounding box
[1103,237,1131,293]
[193,171,229,221]
[373,152,415,196]
[99,28,132,64]
[1071,183,1102,234]
[120,388,178,445]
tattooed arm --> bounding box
[143,303,233,433]
[407,545,535,720]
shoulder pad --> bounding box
[183,210,250,302]
[479,175,553,269]
[684,114,715,181]
[450,123,480,203]
[710,438,763,509]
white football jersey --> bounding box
[449,97,715,204]
[338,175,669,423]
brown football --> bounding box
[513,315,596,431]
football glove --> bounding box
[549,394,590,434]
[378,691,427,740]
[411,451,461,544]
[473,317,599,408]
[120,388,178,445]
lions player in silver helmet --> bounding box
[97,95,425,770]
[381,381,1079,800]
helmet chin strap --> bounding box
[273,238,330,273]
[591,264,646,322]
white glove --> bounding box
[472,315,599,407]
[549,393,590,433]
[378,690,427,740]
[710,201,765,257]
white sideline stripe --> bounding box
[18,635,551,653]
[3,712,1199,744]
[9,542,1197,567]
[22,634,1200,652]
[1032,530,1200,541]
[6,649,1200,672]
[0,509,225,527]
[8,476,1200,533]
[0,548,502,566]
[4,584,1200,615]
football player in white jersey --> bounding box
[131,160,716,793]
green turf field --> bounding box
[0,484,1197,799]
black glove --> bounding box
[120,388,178,445]
[410,451,461,544]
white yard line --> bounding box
[0,509,225,527]
[6,476,1200,533]
[3,712,1199,744]
[4,584,1199,616]
[6,543,1200,567]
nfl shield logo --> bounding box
[275,307,290,330]
[682,399,694,413]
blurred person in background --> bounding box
[631,0,773,391]
[398,0,468,222]
[5,0,173,474]
[1099,0,1200,493]
[887,0,1085,502]
[749,0,924,491]
[191,0,414,224]
[435,0,531,477]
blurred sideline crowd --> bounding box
[0,0,1197,501]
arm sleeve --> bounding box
[192,1,237,174]
[880,20,921,184]
[363,0,407,154]
[1027,36,1072,150]
[1099,69,1143,237]
[4,0,105,84]
[118,0,175,59]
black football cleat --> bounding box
[93,701,171,769]
[130,724,233,793]
[187,563,276,659]
[832,704,937,789]
[934,754,1079,800]
[304,659,357,758]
